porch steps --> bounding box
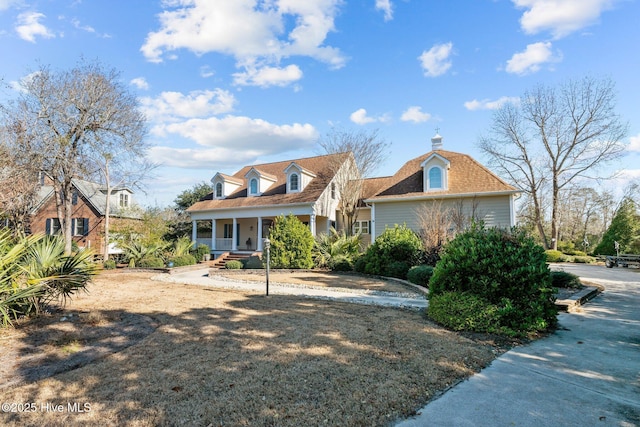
[210,252,255,269]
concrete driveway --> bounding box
[397,263,640,427]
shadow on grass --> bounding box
[4,293,495,426]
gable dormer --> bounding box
[420,153,450,192]
[244,167,277,197]
[211,173,243,199]
[283,162,316,193]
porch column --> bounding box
[310,213,316,236]
[257,216,263,251]
[211,219,216,251]
[232,217,237,251]
[370,203,376,241]
[191,220,197,243]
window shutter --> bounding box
[236,223,240,246]
[46,218,51,235]
[368,221,372,235]
[71,218,77,236]
[83,218,89,236]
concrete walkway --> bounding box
[152,268,428,310]
[396,264,640,427]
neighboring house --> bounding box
[187,152,355,255]
[29,175,140,254]
[187,134,519,256]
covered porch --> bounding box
[191,213,334,256]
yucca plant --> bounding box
[120,239,169,266]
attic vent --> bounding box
[431,133,443,151]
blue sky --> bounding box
[1,0,639,207]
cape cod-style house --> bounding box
[187,134,519,257]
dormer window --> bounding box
[250,178,258,195]
[428,167,443,190]
[290,174,299,191]
[421,153,450,192]
[215,182,223,198]
[119,193,129,208]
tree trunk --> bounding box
[103,159,111,261]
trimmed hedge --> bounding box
[169,254,197,267]
[428,291,504,334]
[242,256,264,269]
[356,224,423,278]
[551,271,581,289]
[407,265,434,287]
[545,250,565,263]
[138,257,165,268]
[225,260,243,269]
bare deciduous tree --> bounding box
[480,77,628,249]
[318,128,390,235]
[1,61,148,254]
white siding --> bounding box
[373,195,513,237]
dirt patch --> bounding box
[0,271,513,427]
[214,270,423,295]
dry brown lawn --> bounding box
[0,271,511,427]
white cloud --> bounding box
[464,96,521,111]
[233,64,303,87]
[629,133,640,152]
[200,66,215,78]
[130,77,150,90]
[513,0,616,39]
[141,0,345,87]
[505,41,561,75]
[349,108,390,125]
[15,12,55,43]
[375,0,394,21]
[148,146,263,169]
[140,89,236,123]
[401,106,431,123]
[156,115,318,152]
[0,0,20,12]
[418,42,453,77]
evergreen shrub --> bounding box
[169,254,196,267]
[138,257,165,268]
[407,265,434,286]
[268,214,314,269]
[242,256,264,269]
[225,260,243,269]
[550,271,581,289]
[359,225,423,277]
[429,224,557,337]
[545,250,565,263]
[103,259,116,270]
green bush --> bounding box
[193,244,210,262]
[359,225,423,277]
[168,254,196,267]
[545,250,565,262]
[428,291,506,334]
[429,224,557,337]
[551,271,581,289]
[103,259,117,270]
[242,256,264,269]
[407,265,434,286]
[330,255,354,272]
[353,256,366,273]
[268,214,314,269]
[385,260,410,279]
[225,260,243,269]
[572,256,594,264]
[138,257,165,268]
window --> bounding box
[250,178,258,195]
[215,182,223,198]
[119,193,129,208]
[223,223,233,238]
[72,191,78,205]
[331,183,336,199]
[46,218,62,235]
[428,167,443,189]
[72,218,89,236]
[353,220,370,235]
[290,173,299,191]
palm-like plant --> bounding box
[313,228,362,269]
[0,230,97,326]
[173,236,194,257]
